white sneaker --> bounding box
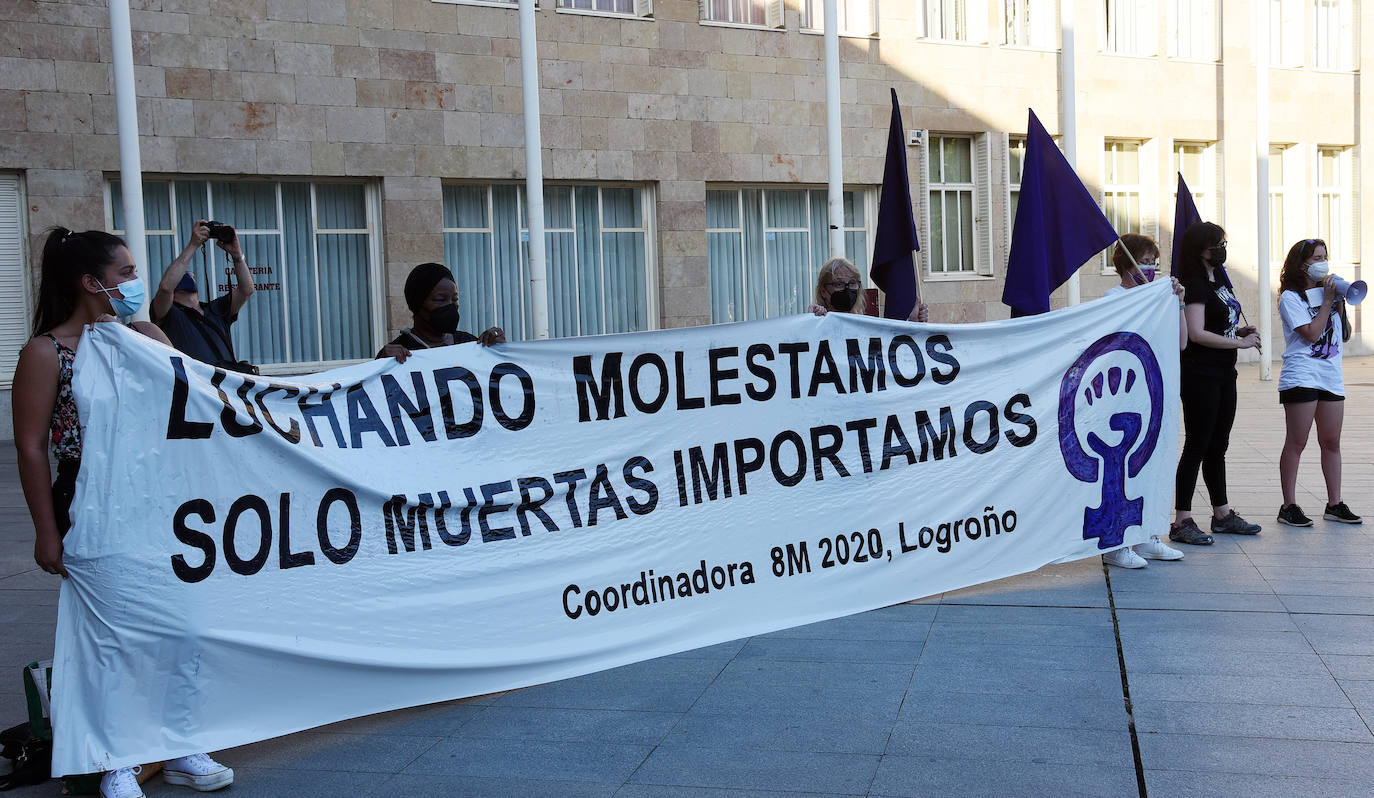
[1134,535,1184,561]
[1104,547,1148,569]
[163,753,234,792]
[100,766,145,798]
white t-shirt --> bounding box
[1278,288,1344,394]
[1102,285,1127,299]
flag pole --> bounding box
[519,0,549,340]
[1255,0,1273,380]
[1059,0,1079,306]
[108,0,149,322]
[823,0,844,259]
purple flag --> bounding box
[869,88,920,320]
[1002,110,1120,316]
[1170,172,1203,278]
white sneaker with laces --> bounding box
[1134,535,1184,561]
[1104,547,1148,569]
[163,753,234,792]
[100,766,145,798]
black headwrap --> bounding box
[404,262,454,311]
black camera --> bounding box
[204,221,236,243]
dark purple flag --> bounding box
[1002,110,1119,316]
[1170,172,1203,278]
[869,88,920,320]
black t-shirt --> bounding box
[1181,270,1241,378]
[375,329,478,359]
[158,294,238,367]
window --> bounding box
[1103,140,1143,236]
[1317,146,1354,262]
[0,173,27,388]
[1004,0,1057,48]
[926,135,987,274]
[1008,136,1027,224]
[706,188,871,323]
[1168,0,1216,60]
[1173,141,1215,222]
[803,0,877,36]
[1102,0,1156,55]
[559,0,653,15]
[1269,0,1303,66]
[701,0,782,26]
[924,0,987,42]
[110,179,382,369]
[443,184,654,340]
[1313,0,1354,70]
[1268,145,1287,266]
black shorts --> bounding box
[52,458,80,536]
[1279,387,1345,405]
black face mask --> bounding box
[428,303,460,334]
[830,288,858,312]
[1208,244,1227,267]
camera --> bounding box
[203,221,236,244]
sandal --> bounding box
[1168,517,1214,546]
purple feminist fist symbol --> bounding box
[1058,332,1165,549]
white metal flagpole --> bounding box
[519,0,549,340]
[1255,0,1273,380]
[1060,0,1080,306]
[108,0,149,321]
[823,0,844,258]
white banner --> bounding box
[53,279,1179,775]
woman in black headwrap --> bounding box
[377,262,507,361]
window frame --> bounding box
[1167,0,1217,61]
[1268,144,1290,269]
[704,185,877,324]
[0,173,29,389]
[556,0,655,20]
[922,133,993,279]
[1172,140,1217,224]
[699,0,784,29]
[431,0,522,9]
[104,176,387,374]
[1315,145,1355,263]
[800,0,880,38]
[1101,138,1151,271]
[1101,0,1157,56]
[1312,0,1355,71]
[1001,0,1059,50]
[442,181,659,339]
[922,0,989,44]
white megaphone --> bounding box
[1332,275,1368,306]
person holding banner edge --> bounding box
[10,228,235,798]
[1099,234,1187,567]
[809,257,929,321]
[1276,238,1361,527]
[1169,222,1264,546]
[377,262,506,361]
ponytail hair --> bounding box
[33,227,127,335]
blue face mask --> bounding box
[97,276,146,317]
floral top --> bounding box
[46,334,81,462]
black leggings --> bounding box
[1176,374,1237,512]
[52,458,80,536]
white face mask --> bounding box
[1307,261,1330,281]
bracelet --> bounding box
[231,254,246,264]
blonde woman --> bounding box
[808,257,928,321]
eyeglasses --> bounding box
[827,280,861,290]
[1209,241,1228,249]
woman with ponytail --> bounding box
[11,228,233,798]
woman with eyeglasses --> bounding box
[807,257,928,321]
[1098,234,1187,568]
[1275,238,1360,527]
[1169,222,1264,546]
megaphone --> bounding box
[1332,275,1368,306]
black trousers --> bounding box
[1175,373,1237,512]
[52,458,80,536]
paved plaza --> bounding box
[3,358,1373,797]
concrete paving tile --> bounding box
[1337,680,1374,712]
[1294,614,1374,655]
[1101,573,1275,594]
[1136,733,1374,781]
[1120,647,1331,677]
[760,612,934,642]
[627,746,878,794]
[140,767,407,798]
[1279,594,1374,615]
[456,706,679,745]
[1143,770,1374,798]
[1324,655,1374,680]
[735,636,925,664]
[689,659,913,717]
[313,700,487,737]
[1116,627,1315,654]
[1246,553,1374,568]
[1132,699,1374,742]
[1269,579,1374,598]
[931,604,1113,626]
[884,721,1135,767]
[401,738,651,782]
[219,730,443,773]
[660,638,747,664]
[896,690,1127,731]
[869,755,1139,797]
[1115,608,1300,631]
[0,588,59,607]
[662,703,895,754]
[922,621,1114,647]
[906,665,1126,698]
[1109,589,1290,612]
[614,786,854,798]
[1258,565,1374,583]
[375,774,619,798]
[1128,673,1353,707]
[915,640,1120,671]
[496,656,724,713]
